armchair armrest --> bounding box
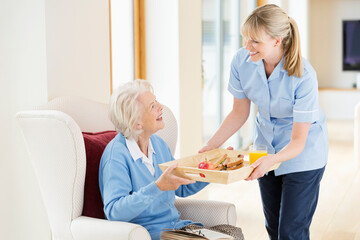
[71,216,151,240]
[175,198,237,227]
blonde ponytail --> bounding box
[283,17,303,77]
[241,4,303,77]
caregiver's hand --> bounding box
[245,155,278,181]
[198,145,234,153]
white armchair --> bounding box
[16,96,237,240]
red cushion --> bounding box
[82,130,117,219]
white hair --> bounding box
[109,79,153,140]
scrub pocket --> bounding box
[278,97,293,118]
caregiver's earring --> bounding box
[274,38,283,47]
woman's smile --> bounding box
[156,113,163,121]
[249,51,258,56]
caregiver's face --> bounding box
[244,28,278,62]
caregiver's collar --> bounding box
[246,52,285,67]
[125,137,156,162]
[246,53,286,80]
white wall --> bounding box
[0,0,49,239]
[309,0,360,89]
[111,0,134,88]
[146,0,180,119]
[146,0,203,157]
[45,0,111,103]
[286,0,309,59]
[178,0,203,157]
[0,0,111,239]
[319,89,360,120]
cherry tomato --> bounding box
[198,161,209,169]
[207,162,215,170]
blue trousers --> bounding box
[258,167,325,240]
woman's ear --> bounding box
[136,123,143,130]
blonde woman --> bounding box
[200,4,327,240]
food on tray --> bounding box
[158,149,281,184]
[198,157,216,170]
[213,154,228,168]
[198,154,244,171]
[198,161,208,169]
[207,162,215,170]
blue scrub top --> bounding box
[228,48,328,176]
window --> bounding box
[202,0,257,149]
[110,0,134,91]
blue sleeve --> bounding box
[100,151,162,221]
[175,181,209,197]
[151,135,209,197]
[293,70,320,123]
[156,136,209,197]
[227,51,247,99]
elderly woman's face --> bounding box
[137,91,164,135]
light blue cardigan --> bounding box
[99,133,208,240]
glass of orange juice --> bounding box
[249,145,267,165]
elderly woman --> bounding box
[99,80,244,240]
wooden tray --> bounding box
[158,149,280,184]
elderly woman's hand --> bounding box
[155,163,196,191]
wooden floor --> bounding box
[189,120,360,240]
